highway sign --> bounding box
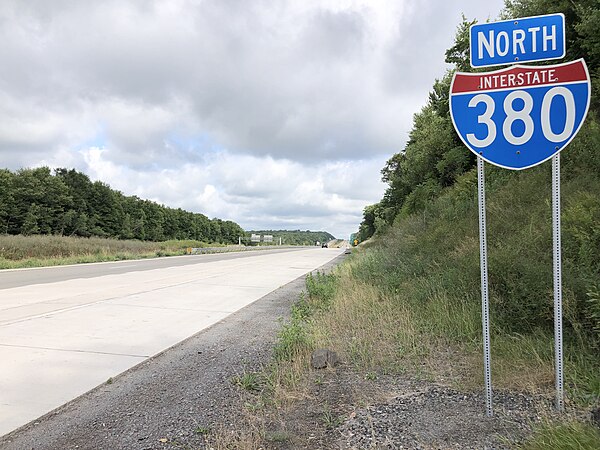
[462,13,583,417]
[470,13,565,68]
[450,59,590,170]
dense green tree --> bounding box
[355,0,600,344]
[0,169,16,234]
[140,200,164,241]
[10,168,72,235]
[72,212,91,237]
[357,204,378,242]
[57,209,77,236]
[0,167,244,244]
[20,203,41,235]
[89,181,124,237]
[359,0,600,240]
[194,214,211,241]
[120,213,134,240]
[220,220,245,243]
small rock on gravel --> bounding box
[311,348,340,369]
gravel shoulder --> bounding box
[0,255,347,450]
[249,366,557,450]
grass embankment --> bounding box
[261,162,600,447]
[0,235,219,269]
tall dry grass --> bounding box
[312,269,420,372]
[0,234,210,269]
[268,254,590,401]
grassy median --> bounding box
[0,235,216,269]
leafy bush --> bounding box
[273,319,311,362]
[306,272,337,311]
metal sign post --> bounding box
[552,154,564,411]
[477,156,493,417]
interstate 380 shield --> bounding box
[450,59,590,170]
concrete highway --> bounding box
[0,247,344,436]
[0,247,304,289]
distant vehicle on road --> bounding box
[322,242,328,248]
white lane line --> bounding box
[105,264,139,270]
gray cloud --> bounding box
[0,0,505,237]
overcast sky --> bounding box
[0,0,505,239]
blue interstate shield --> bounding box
[450,59,590,170]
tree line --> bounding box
[0,167,245,243]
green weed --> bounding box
[244,400,265,413]
[306,271,337,310]
[365,371,378,381]
[320,405,342,429]
[273,319,311,363]
[231,372,265,393]
[521,421,600,450]
[265,431,290,443]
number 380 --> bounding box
[466,87,576,148]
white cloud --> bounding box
[77,147,387,238]
[0,0,505,237]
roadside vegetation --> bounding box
[213,0,600,447]
[248,185,600,445]
[0,235,220,269]
[522,421,600,450]
[355,0,600,405]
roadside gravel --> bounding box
[250,365,557,450]
[338,383,545,449]
[0,254,346,450]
